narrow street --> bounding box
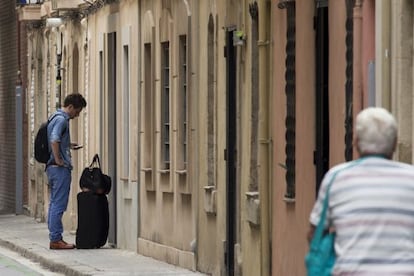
[1,1,405,275]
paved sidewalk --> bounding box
[0,214,206,276]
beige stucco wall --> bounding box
[136,0,196,270]
[195,1,272,275]
[195,0,222,274]
[196,1,231,274]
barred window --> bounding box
[143,43,153,167]
[161,41,170,169]
[178,35,188,169]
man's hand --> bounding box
[55,158,64,166]
[71,143,83,150]
[51,141,64,166]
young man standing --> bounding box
[47,93,87,250]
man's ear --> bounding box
[353,136,358,150]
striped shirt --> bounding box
[310,156,414,275]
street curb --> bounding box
[0,215,207,275]
[0,238,88,276]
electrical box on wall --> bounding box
[204,186,217,214]
[246,191,260,225]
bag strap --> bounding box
[89,154,101,169]
[47,113,67,137]
[46,113,67,157]
[48,112,66,124]
[310,158,365,249]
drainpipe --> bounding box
[258,0,270,275]
[375,0,391,109]
[191,0,200,267]
[16,16,23,215]
[16,71,23,215]
[137,0,142,248]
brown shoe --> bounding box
[50,240,75,250]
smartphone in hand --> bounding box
[72,144,83,150]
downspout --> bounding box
[258,1,270,275]
[137,0,142,248]
[192,0,200,269]
[16,17,23,215]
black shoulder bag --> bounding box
[80,154,112,194]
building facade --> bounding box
[14,0,414,275]
[17,0,271,275]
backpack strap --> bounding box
[45,112,68,167]
[47,112,67,136]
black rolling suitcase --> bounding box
[76,191,109,249]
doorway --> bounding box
[314,2,329,192]
[225,27,237,276]
[314,1,329,194]
[107,32,117,245]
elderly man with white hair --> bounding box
[307,107,414,275]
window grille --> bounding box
[144,43,153,167]
[279,0,296,201]
[179,35,188,168]
[345,0,354,161]
[161,42,170,169]
[122,45,130,176]
[249,2,259,192]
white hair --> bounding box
[355,107,397,157]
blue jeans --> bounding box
[46,166,71,242]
